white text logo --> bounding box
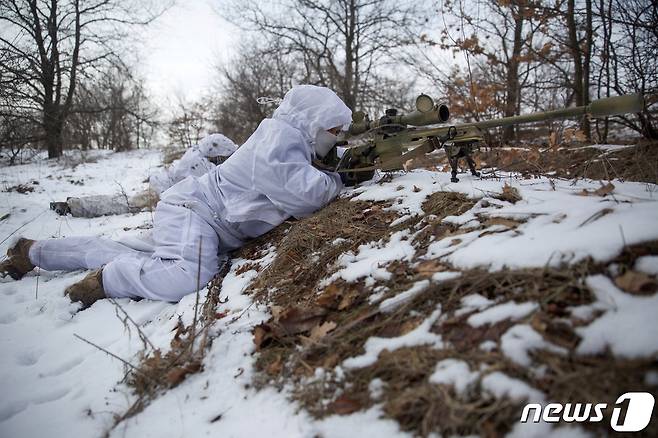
[520,392,655,432]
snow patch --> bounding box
[429,359,479,395]
[455,293,495,317]
[500,324,566,367]
[635,255,658,276]
[467,301,538,327]
[481,371,545,402]
[430,271,462,283]
[329,230,415,284]
[576,275,658,358]
[379,280,430,313]
[343,309,443,369]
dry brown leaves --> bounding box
[530,313,580,350]
[301,321,338,348]
[548,131,559,150]
[482,217,524,228]
[235,262,262,276]
[614,270,658,295]
[563,128,588,143]
[253,305,331,350]
[577,182,615,197]
[415,260,449,277]
[315,282,364,311]
[165,361,202,387]
[5,184,35,194]
[328,395,363,415]
[494,184,522,204]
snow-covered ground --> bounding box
[1,149,657,437]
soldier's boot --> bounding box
[50,201,71,216]
[65,269,106,308]
[0,238,36,280]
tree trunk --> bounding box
[503,5,525,143]
[342,0,356,110]
[595,0,612,142]
[567,0,592,139]
[582,0,592,139]
[638,113,658,139]
[44,107,63,158]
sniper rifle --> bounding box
[314,93,644,185]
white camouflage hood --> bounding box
[272,85,352,142]
[196,134,239,158]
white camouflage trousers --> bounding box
[28,203,220,301]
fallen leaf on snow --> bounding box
[253,324,272,349]
[415,260,446,277]
[166,362,201,387]
[494,184,521,204]
[328,395,363,415]
[483,217,523,228]
[577,182,615,197]
[166,367,188,386]
[614,270,658,295]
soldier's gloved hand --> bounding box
[339,169,376,186]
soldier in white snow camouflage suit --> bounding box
[50,134,238,218]
[1,85,351,307]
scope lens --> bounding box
[416,94,434,113]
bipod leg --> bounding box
[466,154,481,177]
[449,156,459,183]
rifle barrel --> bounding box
[460,93,644,130]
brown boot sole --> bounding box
[65,269,106,308]
[1,238,36,280]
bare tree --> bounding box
[0,0,168,158]
[208,40,299,144]
[604,0,657,139]
[223,0,425,111]
[530,0,595,138]
[64,65,158,151]
[0,113,40,164]
[431,0,555,141]
[565,0,593,138]
[167,97,214,149]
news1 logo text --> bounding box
[520,392,655,432]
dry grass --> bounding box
[478,142,658,184]
[285,258,656,437]
[405,141,658,185]
[241,184,658,437]
[238,196,399,307]
[105,176,658,436]
[105,262,231,435]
